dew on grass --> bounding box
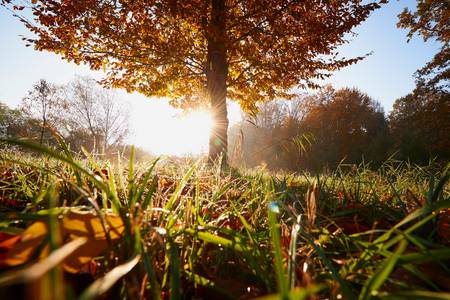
[269,202,280,214]
[154,227,167,235]
[303,262,308,273]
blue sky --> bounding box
[327,0,439,111]
[0,1,441,153]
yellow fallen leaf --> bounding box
[62,235,111,273]
[61,210,124,240]
[1,209,125,273]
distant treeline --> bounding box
[228,85,449,171]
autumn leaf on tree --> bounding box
[397,0,449,90]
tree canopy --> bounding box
[389,87,450,163]
[299,87,389,169]
[397,0,449,90]
[3,0,383,162]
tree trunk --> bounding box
[40,118,46,145]
[207,0,229,165]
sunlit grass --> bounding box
[0,139,449,299]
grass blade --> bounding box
[0,237,87,286]
[1,138,111,195]
[359,239,408,299]
[300,230,355,300]
[184,271,235,299]
[164,162,197,212]
[288,222,301,290]
[141,246,161,300]
[79,254,141,300]
[185,228,245,252]
[378,290,450,299]
[168,241,181,300]
[268,202,288,299]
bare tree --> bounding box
[63,76,129,154]
[255,102,285,129]
[21,79,62,144]
[97,90,129,153]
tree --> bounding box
[21,79,62,145]
[3,0,382,163]
[0,102,26,139]
[299,87,389,169]
[389,88,450,163]
[62,76,129,154]
[229,97,315,170]
[249,98,312,169]
[397,0,449,90]
[229,101,286,168]
[9,77,129,154]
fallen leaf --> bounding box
[2,221,48,266]
[0,209,125,273]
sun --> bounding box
[182,110,214,137]
[175,109,214,154]
[129,100,214,156]
[128,95,243,156]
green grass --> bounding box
[0,139,449,300]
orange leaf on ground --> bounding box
[2,221,48,266]
[0,209,125,273]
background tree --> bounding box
[397,0,449,90]
[229,100,300,169]
[229,102,284,168]
[3,0,382,163]
[299,87,390,169]
[389,87,450,163]
[252,98,312,169]
[230,87,390,171]
[0,102,27,139]
[20,79,62,145]
[62,76,129,154]
[5,77,129,155]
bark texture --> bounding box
[207,0,229,165]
